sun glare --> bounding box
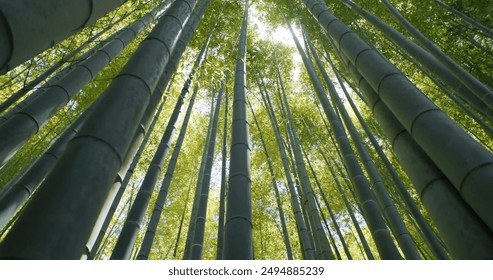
[250,6,303,80]
[250,6,303,48]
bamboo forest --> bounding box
[0,0,492,260]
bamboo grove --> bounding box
[0,0,492,260]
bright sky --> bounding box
[193,6,304,119]
[249,6,304,81]
[250,6,302,48]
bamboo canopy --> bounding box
[0,0,492,260]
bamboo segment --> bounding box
[137,85,200,260]
[223,0,252,260]
[258,82,316,260]
[343,54,493,259]
[0,0,128,73]
[190,82,224,260]
[0,2,167,166]
[302,0,493,238]
[0,0,198,259]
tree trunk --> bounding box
[0,0,198,259]
[216,84,229,260]
[223,0,252,260]
[258,82,316,260]
[305,30,420,259]
[344,57,493,259]
[249,99,293,260]
[0,0,129,73]
[0,2,166,166]
[303,0,493,236]
[435,0,493,39]
[286,15,401,259]
[137,84,200,260]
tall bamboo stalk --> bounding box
[173,177,195,259]
[0,0,199,259]
[342,53,493,259]
[0,0,129,73]
[249,99,293,260]
[273,48,334,259]
[137,84,200,260]
[182,92,215,260]
[111,58,202,260]
[0,2,167,167]
[304,30,420,259]
[0,1,161,114]
[223,0,252,260]
[324,50,449,259]
[435,0,493,39]
[86,89,169,259]
[339,0,493,119]
[258,82,315,259]
[189,81,224,260]
[302,0,493,237]
[300,144,352,260]
[216,84,229,260]
[0,101,96,230]
[381,0,493,119]
[285,14,401,259]
[320,150,375,260]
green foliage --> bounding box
[1,0,492,259]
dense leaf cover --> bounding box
[0,0,492,259]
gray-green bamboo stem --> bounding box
[325,50,449,259]
[320,151,375,260]
[0,2,166,167]
[189,82,224,260]
[0,101,95,230]
[301,145,352,260]
[223,0,252,260]
[339,0,493,120]
[173,177,195,259]
[111,56,202,260]
[0,0,198,259]
[248,98,293,260]
[258,83,315,260]
[303,0,493,239]
[343,54,493,259]
[286,15,400,259]
[86,91,168,259]
[182,91,215,260]
[0,0,128,73]
[435,0,493,39]
[273,45,334,259]
[305,30,419,259]
[0,1,157,115]
[216,84,229,260]
[137,84,200,260]
[380,0,493,122]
